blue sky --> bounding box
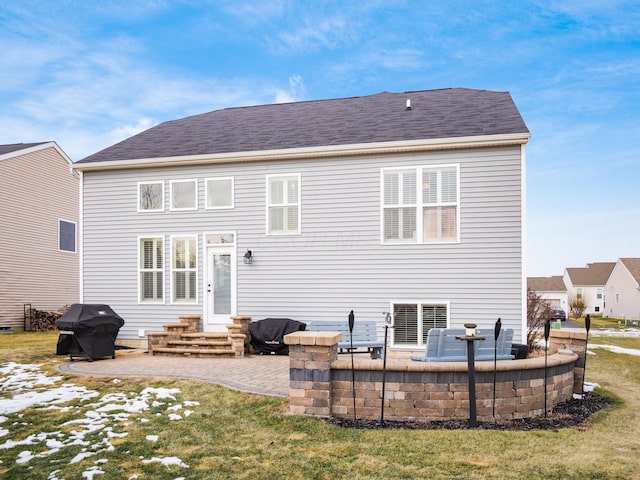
[1,1,638,277]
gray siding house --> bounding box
[0,142,79,328]
[73,88,530,349]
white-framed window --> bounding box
[267,174,300,235]
[138,181,164,212]
[576,288,583,300]
[205,177,234,209]
[615,293,620,304]
[597,288,603,300]
[139,237,164,303]
[58,219,77,253]
[391,301,449,348]
[171,235,197,303]
[170,179,197,211]
[382,164,459,244]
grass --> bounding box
[1,330,640,479]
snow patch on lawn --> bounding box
[142,455,189,468]
[0,362,198,477]
[589,344,640,356]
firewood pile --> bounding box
[25,305,72,331]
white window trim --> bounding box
[205,176,235,210]
[137,235,165,304]
[170,179,198,211]
[380,164,460,245]
[170,234,198,304]
[137,181,165,213]
[58,218,77,253]
[266,173,301,235]
[389,300,451,349]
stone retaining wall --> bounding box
[285,331,580,422]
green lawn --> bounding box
[1,330,639,479]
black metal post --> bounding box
[348,310,357,421]
[493,317,502,419]
[582,314,591,396]
[380,323,389,425]
[544,319,551,417]
[466,339,478,427]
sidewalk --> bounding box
[57,351,290,397]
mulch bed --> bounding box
[324,392,612,431]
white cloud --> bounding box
[276,15,355,52]
[274,74,306,103]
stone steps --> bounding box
[148,315,251,358]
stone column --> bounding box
[284,331,341,417]
[549,328,588,393]
[230,315,251,353]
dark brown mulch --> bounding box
[324,392,612,431]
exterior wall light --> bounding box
[243,249,253,264]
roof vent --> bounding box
[405,99,411,111]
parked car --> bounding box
[547,306,567,321]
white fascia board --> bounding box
[0,141,73,164]
[72,132,531,172]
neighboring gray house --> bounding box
[73,88,530,350]
[0,142,79,329]
[563,262,616,315]
[604,258,640,320]
[527,276,568,311]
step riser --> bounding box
[152,347,236,358]
[152,351,236,358]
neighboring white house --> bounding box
[72,88,530,349]
[0,142,79,329]
[563,262,616,315]
[527,276,568,311]
[604,258,640,320]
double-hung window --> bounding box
[267,174,300,234]
[139,237,163,303]
[170,180,197,211]
[383,165,459,243]
[205,177,234,209]
[138,181,164,212]
[171,236,197,303]
[392,302,449,348]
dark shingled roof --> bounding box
[0,142,48,156]
[78,88,529,164]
